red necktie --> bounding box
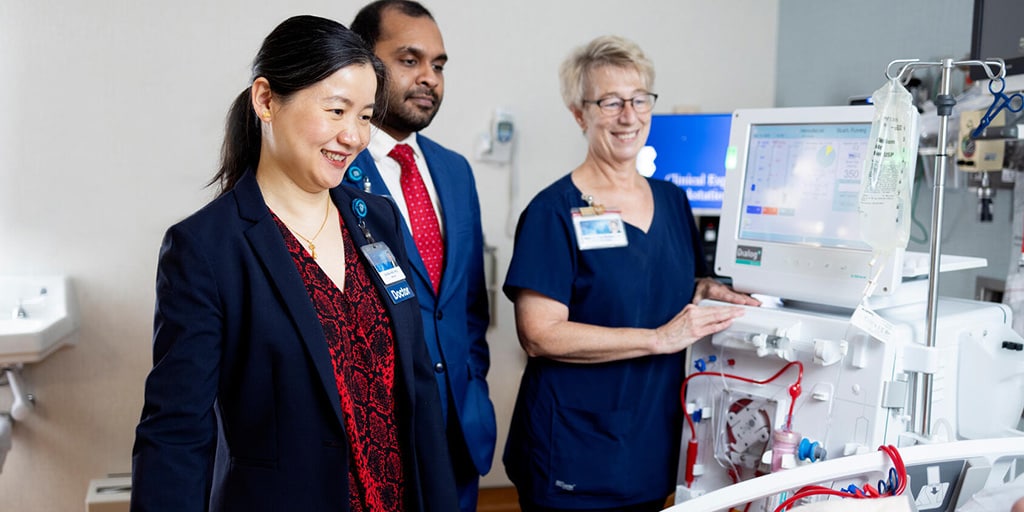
[389,143,444,293]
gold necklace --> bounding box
[287,199,331,259]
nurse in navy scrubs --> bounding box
[131,15,457,512]
[502,35,759,512]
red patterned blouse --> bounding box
[274,212,406,511]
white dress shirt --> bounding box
[366,127,446,239]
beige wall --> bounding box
[0,1,778,509]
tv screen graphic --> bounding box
[642,113,732,216]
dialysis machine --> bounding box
[674,106,1024,511]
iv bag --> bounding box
[859,79,920,252]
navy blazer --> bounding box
[131,171,457,511]
[346,134,497,476]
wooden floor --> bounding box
[478,486,520,512]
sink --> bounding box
[0,276,79,365]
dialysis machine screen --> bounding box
[739,123,870,249]
[714,106,903,308]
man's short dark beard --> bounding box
[381,107,438,135]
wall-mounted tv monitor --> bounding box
[969,0,1024,81]
[643,113,731,216]
[714,106,905,308]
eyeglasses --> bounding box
[582,93,658,115]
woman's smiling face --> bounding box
[258,63,377,192]
[574,64,653,167]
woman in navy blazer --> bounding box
[130,16,457,512]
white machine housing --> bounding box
[676,104,1024,510]
[676,297,1024,509]
[714,106,902,309]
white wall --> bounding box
[0,1,778,509]
[776,0,974,109]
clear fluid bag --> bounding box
[859,79,920,252]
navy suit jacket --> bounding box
[131,171,457,511]
[346,134,497,475]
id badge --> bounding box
[360,242,414,304]
[571,208,628,250]
[359,242,407,285]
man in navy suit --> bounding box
[350,2,497,512]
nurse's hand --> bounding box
[652,303,745,355]
[1013,496,1024,512]
[693,277,761,307]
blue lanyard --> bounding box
[346,166,372,193]
[351,198,376,244]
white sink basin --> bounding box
[0,276,79,365]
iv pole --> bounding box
[884,57,1005,438]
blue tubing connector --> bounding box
[798,438,826,462]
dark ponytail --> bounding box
[212,89,262,194]
[209,15,387,196]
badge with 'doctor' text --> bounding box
[360,242,414,304]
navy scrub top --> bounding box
[502,173,709,509]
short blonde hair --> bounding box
[558,35,655,110]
